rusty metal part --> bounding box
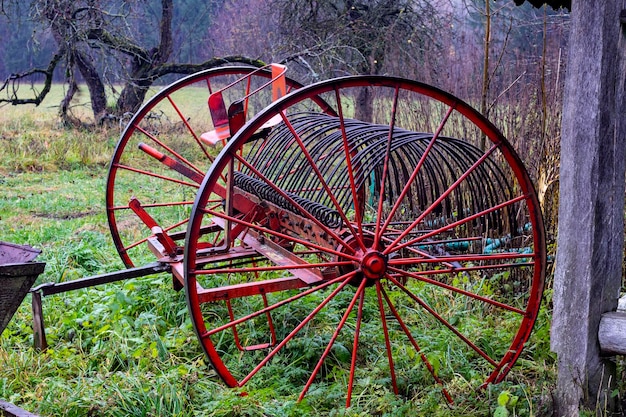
[31,262,169,297]
[233,171,342,228]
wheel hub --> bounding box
[361,250,387,280]
[336,236,388,285]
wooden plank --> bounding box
[598,311,626,355]
[0,241,40,264]
[31,291,47,351]
[0,262,45,337]
[551,1,626,414]
[0,400,40,417]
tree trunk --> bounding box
[479,0,491,149]
[116,66,153,116]
[355,87,373,122]
[116,0,174,116]
[354,57,378,122]
[74,50,107,121]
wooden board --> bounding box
[599,311,626,355]
[0,399,41,417]
[0,262,46,336]
[0,242,46,337]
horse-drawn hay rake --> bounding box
[21,65,545,406]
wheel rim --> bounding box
[184,76,546,405]
[106,66,308,267]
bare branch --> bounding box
[84,28,148,61]
[152,55,266,78]
[155,0,173,64]
[0,50,65,106]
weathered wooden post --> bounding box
[551,0,626,415]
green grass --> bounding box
[0,84,563,416]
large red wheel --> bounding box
[106,66,311,267]
[184,76,546,406]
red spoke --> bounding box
[385,194,528,256]
[110,200,195,211]
[388,266,526,316]
[238,272,356,387]
[380,285,453,404]
[379,105,455,235]
[243,75,252,117]
[120,217,190,252]
[195,260,352,275]
[166,94,214,162]
[386,274,499,367]
[378,233,459,270]
[119,238,148,252]
[389,252,536,266]
[375,280,398,394]
[411,236,484,246]
[134,124,205,176]
[278,111,366,251]
[334,86,364,240]
[383,144,499,253]
[114,163,200,189]
[161,217,189,234]
[299,278,368,401]
[207,201,223,211]
[201,273,354,338]
[389,261,535,277]
[346,287,365,408]
[373,86,401,249]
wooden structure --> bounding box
[0,242,45,336]
[551,0,626,415]
[0,243,46,417]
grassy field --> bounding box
[0,83,587,416]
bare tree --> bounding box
[0,0,264,126]
[273,0,441,76]
[269,0,441,120]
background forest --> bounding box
[0,0,586,416]
[0,0,568,229]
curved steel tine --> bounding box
[237,111,516,241]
